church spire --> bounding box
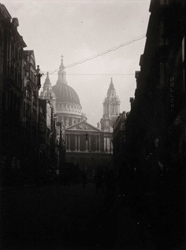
[57,55,67,85]
[108,78,115,91]
[46,71,49,81]
[40,72,56,107]
[107,77,116,97]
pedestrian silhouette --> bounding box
[82,171,87,188]
[95,170,104,193]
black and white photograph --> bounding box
[0,0,186,249]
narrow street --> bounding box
[1,183,103,250]
[1,1,186,250]
[0,183,157,250]
[1,180,186,250]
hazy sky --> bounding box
[2,0,151,126]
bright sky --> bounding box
[2,0,151,126]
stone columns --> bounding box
[104,137,107,152]
[107,138,110,152]
[95,136,97,152]
[78,136,80,151]
[68,135,71,151]
[75,136,77,151]
[65,135,68,150]
[98,136,101,152]
[86,139,88,152]
[89,136,91,151]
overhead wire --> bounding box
[41,34,146,76]
[44,74,134,75]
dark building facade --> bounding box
[39,73,58,172]
[113,111,127,169]
[0,4,58,186]
[0,4,28,185]
[123,1,186,247]
[125,0,186,173]
[22,50,40,174]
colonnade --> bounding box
[104,137,113,153]
[65,134,112,153]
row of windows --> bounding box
[57,104,80,111]
[58,116,80,127]
[1,27,37,90]
[104,104,119,114]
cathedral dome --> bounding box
[50,57,85,128]
[52,57,81,106]
[52,83,81,105]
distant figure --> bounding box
[105,169,115,194]
[82,171,87,188]
[95,171,104,193]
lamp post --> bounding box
[84,127,89,153]
[36,65,43,90]
[36,65,43,171]
[56,121,66,175]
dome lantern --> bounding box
[57,55,67,85]
[53,57,81,106]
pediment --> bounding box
[66,121,101,132]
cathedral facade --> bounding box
[40,58,120,177]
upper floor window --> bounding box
[31,71,34,82]
[159,21,168,46]
[160,0,169,5]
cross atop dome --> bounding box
[61,55,64,63]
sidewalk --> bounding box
[101,188,156,250]
[114,191,186,250]
[0,184,35,191]
[115,198,156,250]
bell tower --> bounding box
[40,72,56,113]
[100,78,120,131]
